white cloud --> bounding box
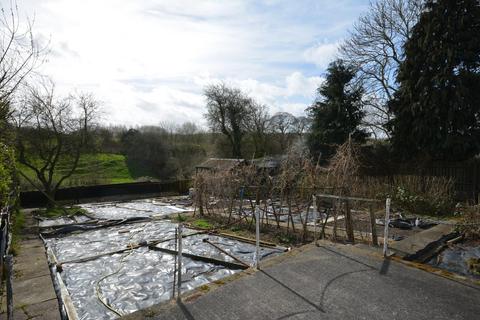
[12,0,365,126]
[303,42,340,69]
[286,72,323,98]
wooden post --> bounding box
[176,224,183,300]
[254,206,260,269]
[312,195,318,246]
[369,204,378,246]
[344,200,354,244]
[383,198,391,257]
[6,255,14,320]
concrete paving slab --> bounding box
[13,254,50,281]
[15,239,43,251]
[23,299,61,320]
[124,242,480,320]
[389,224,454,256]
[13,275,57,307]
[0,309,28,320]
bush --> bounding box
[456,205,480,240]
[0,142,16,207]
[386,176,455,216]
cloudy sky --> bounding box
[17,0,370,127]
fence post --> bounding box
[176,224,183,301]
[312,195,318,246]
[254,206,260,269]
[6,254,14,320]
[369,204,378,246]
[383,198,391,257]
[344,200,354,244]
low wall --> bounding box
[20,180,191,208]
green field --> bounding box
[18,153,155,190]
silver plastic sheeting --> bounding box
[60,247,236,319]
[155,233,282,264]
[44,220,187,262]
[39,214,92,228]
[44,199,284,319]
[80,199,187,220]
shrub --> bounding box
[456,205,480,240]
[386,176,455,216]
[0,142,16,208]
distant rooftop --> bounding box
[195,158,245,172]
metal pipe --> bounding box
[176,224,183,301]
[254,206,260,269]
[312,195,318,246]
[383,198,391,257]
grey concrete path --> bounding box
[0,212,60,320]
[125,241,480,320]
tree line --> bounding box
[206,0,480,162]
[1,0,480,205]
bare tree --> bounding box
[340,0,423,138]
[0,1,43,101]
[204,83,255,158]
[1,0,44,138]
[14,81,99,205]
[268,112,298,152]
[246,102,270,157]
[293,116,310,137]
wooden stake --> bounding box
[344,200,354,244]
[369,204,378,246]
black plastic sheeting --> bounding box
[42,200,284,319]
[428,244,480,278]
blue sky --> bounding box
[19,0,371,126]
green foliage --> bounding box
[385,183,455,216]
[0,142,15,207]
[192,218,212,229]
[18,153,137,190]
[275,232,296,245]
[10,210,25,256]
[175,213,187,222]
[390,0,480,160]
[121,129,170,178]
[34,206,87,218]
[307,60,368,159]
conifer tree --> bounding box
[390,0,480,160]
[307,60,367,158]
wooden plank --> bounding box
[203,239,249,267]
[315,193,380,203]
[148,245,248,270]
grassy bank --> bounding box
[17,153,159,190]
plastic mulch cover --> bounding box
[43,200,284,319]
[79,199,187,220]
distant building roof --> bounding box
[252,155,287,169]
[196,158,245,172]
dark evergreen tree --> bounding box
[389,0,480,160]
[307,60,368,158]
